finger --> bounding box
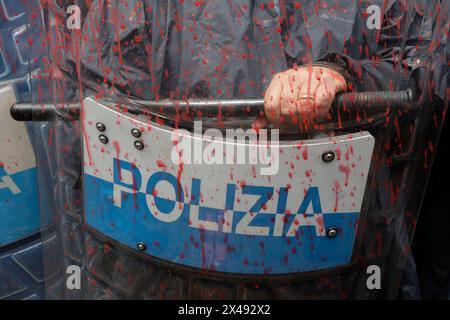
[280,71,301,123]
[297,69,320,121]
[298,68,321,98]
[323,68,347,92]
[314,70,347,118]
[264,73,283,126]
[314,79,336,118]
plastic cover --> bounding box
[0,0,43,247]
[26,0,449,299]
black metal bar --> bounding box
[10,103,80,121]
[10,89,416,122]
[133,88,415,115]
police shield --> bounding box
[17,0,449,299]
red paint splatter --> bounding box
[338,164,351,186]
[112,140,122,180]
[157,160,167,170]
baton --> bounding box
[10,89,416,121]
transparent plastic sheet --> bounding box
[25,0,449,299]
[0,0,42,248]
[0,0,53,300]
[26,0,84,299]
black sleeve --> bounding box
[318,0,448,101]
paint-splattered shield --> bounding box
[24,0,448,299]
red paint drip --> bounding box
[333,180,342,212]
[302,146,308,160]
[338,164,351,187]
[131,163,138,209]
[112,140,122,180]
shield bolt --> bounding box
[98,134,108,144]
[96,122,106,132]
[134,141,144,150]
[131,128,142,138]
[326,227,339,238]
[322,151,335,163]
[136,242,146,251]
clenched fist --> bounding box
[253,66,347,129]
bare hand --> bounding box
[252,66,347,129]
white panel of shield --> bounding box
[82,97,375,274]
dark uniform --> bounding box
[80,0,447,101]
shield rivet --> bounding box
[131,128,142,138]
[134,141,144,150]
[96,122,106,132]
[98,134,108,144]
[136,242,146,251]
[326,228,339,238]
[322,151,335,163]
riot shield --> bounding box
[17,0,449,299]
[0,0,48,300]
